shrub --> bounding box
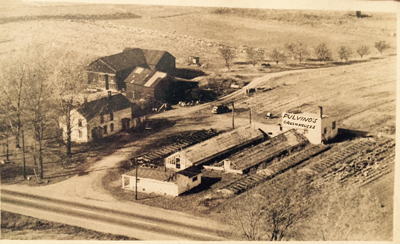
[337,46,353,62]
[219,45,236,70]
[270,48,286,64]
[285,42,309,63]
[374,41,390,55]
[314,42,333,62]
[356,45,370,58]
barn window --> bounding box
[78,119,82,127]
[324,127,327,134]
[175,158,180,163]
[103,125,107,134]
[192,176,198,182]
[110,123,114,132]
[176,164,181,169]
[332,121,336,130]
[100,115,104,124]
[110,112,114,121]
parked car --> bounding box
[212,105,230,114]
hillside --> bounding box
[0,3,396,69]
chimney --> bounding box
[107,91,112,100]
[318,106,323,118]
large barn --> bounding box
[87,48,176,92]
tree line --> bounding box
[219,40,391,70]
[0,47,90,179]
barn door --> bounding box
[121,118,130,131]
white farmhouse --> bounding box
[59,92,146,143]
[281,106,338,144]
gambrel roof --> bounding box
[87,48,175,74]
[87,48,146,73]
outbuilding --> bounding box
[281,106,338,144]
[164,125,266,171]
[121,165,202,196]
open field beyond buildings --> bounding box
[0,1,396,241]
[0,2,396,69]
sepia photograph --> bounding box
[0,0,397,241]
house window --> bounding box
[192,176,198,182]
[78,119,82,127]
[78,130,82,138]
[103,125,107,134]
[110,112,114,121]
[100,115,104,124]
[175,158,180,164]
[332,121,336,130]
[324,127,327,134]
[176,164,181,169]
[110,123,114,132]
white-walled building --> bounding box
[121,165,202,196]
[59,92,146,143]
[164,125,266,171]
[281,106,338,144]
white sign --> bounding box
[282,113,319,130]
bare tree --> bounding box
[25,56,56,179]
[270,48,286,65]
[309,183,384,241]
[0,55,29,149]
[52,51,89,159]
[246,47,265,66]
[285,42,309,63]
[219,45,236,70]
[356,45,370,58]
[337,46,353,62]
[228,195,265,240]
[374,41,390,55]
[314,42,333,62]
[226,175,318,241]
[262,178,317,241]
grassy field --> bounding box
[1,211,136,240]
[0,2,396,70]
[229,57,396,134]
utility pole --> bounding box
[135,157,138,200]
[6,127,9,161]
[249,108,252,124]
[232,102,235,129]
[22,130,26,179]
